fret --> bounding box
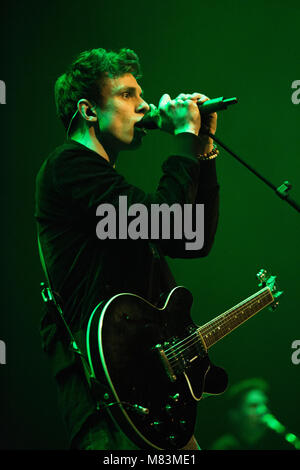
[199,287,274,349]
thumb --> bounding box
[158,93,171,108]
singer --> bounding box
[208,378,296,450]
[35,47,220,450]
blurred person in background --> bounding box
[209,378,298,450]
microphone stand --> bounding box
[204,129,300,215]
[139,98,300,215]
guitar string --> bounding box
[199,287,270,334]
[166,290,271,364]
[199,289,271,339]
[164,290,272,366]
[166,291,272,368]
[163,288,270,357]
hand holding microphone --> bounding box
[156,93,201,136]
[136,94,237,135]
[173,92,218,137]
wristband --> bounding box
[197,144,219,161]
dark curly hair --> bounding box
[54,47,142,134]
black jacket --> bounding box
[34,133,220,445]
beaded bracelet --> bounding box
[197,144,219,161]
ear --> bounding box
[77,99,98,123]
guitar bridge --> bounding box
[154,343,177,382]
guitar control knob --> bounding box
[167,434,177,444]
[165,404,173,415]
[169,393,180,402]
[150,420,163,430]
[179,419,187,430]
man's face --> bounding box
[97,73,150,148]
[230,389,269,444]
[240,389,269,421]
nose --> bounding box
[137,98,150,114]
[256,404,268,416]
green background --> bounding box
[0,0,299,449]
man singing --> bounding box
[35,47,219,450]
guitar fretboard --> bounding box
[199,287,274,349]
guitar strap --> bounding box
[37,231,177,410]
[37,229,101,400]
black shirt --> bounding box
[35,133,220,445]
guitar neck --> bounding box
[199,286,274,349]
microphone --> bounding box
[259,411,300,448]
[260,412,286,434]
[135,96,238,130]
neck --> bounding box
[236,422,266,446]
[198,286,273,349]
[71,126,119,165]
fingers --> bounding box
[176,93,202,101]
[158,93,171,108]
[175,92,210,104]
[158,92,217,136]
[159,92,211,109]
[159,94,184,114]
[157,92,201,135]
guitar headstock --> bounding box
[256,268,284,311]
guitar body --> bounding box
[86,286,228,450]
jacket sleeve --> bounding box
[52,133,219,257]
[159,158,219,259]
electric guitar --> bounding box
[86,269,283,450]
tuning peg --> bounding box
[273,290,283,300]
[257,268,268,286]
[269,301,279,312]
[268,291,284,311]
[268,276,279,294]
